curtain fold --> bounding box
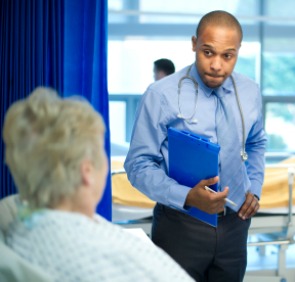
[63,0,111,219]
[0,0,64,201]
[0,0,111,220]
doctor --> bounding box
[124,10,267,282]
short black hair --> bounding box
[154,58,175,75]
[196,10,243,42]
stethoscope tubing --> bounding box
[177,64,248,161]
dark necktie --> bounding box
[214,88,249,210]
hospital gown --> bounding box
[5,210,193,282]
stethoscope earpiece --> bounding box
[177,112,198,124]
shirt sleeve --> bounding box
[124,86,191,211]
[245,84,267,198]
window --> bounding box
[108,0,295,155]
[265,103,295,152]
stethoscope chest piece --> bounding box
[241,150,248,161]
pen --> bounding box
[204,186,237,206]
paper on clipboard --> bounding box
[168,127,220,227]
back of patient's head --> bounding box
[3,87,106,210]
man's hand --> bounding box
[185,176,229,214]
[238,192,260,220]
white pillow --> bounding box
[0,239,52,282]
[0,194,19,235]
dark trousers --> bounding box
[152,203,251,282]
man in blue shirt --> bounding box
[124,10,267,282]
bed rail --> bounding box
[246,164,295,281]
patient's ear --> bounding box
[80,160,94,187]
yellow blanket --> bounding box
[112,160,156,208]
[112,158,295,209]
[259,157,295,209]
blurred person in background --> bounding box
[153,58,175,81]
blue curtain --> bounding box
[63,0,111,219]
[0,0,111,220]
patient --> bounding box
[2,87,193,282]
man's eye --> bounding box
[204,50,212,56]
[224,54,233,60]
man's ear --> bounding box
[80,159,94,186]
[192,36,197,52]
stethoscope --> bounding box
[177,64,248,162]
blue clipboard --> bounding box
[168,127,220,227]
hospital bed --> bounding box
[245,162,295,281]
[111,157,295,281]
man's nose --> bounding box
[210,57,222,71]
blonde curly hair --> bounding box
[3,87,106,209]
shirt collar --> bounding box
[190,63,233,98]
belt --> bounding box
[217,206,236,217]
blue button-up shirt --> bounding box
[124,63,267,212]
